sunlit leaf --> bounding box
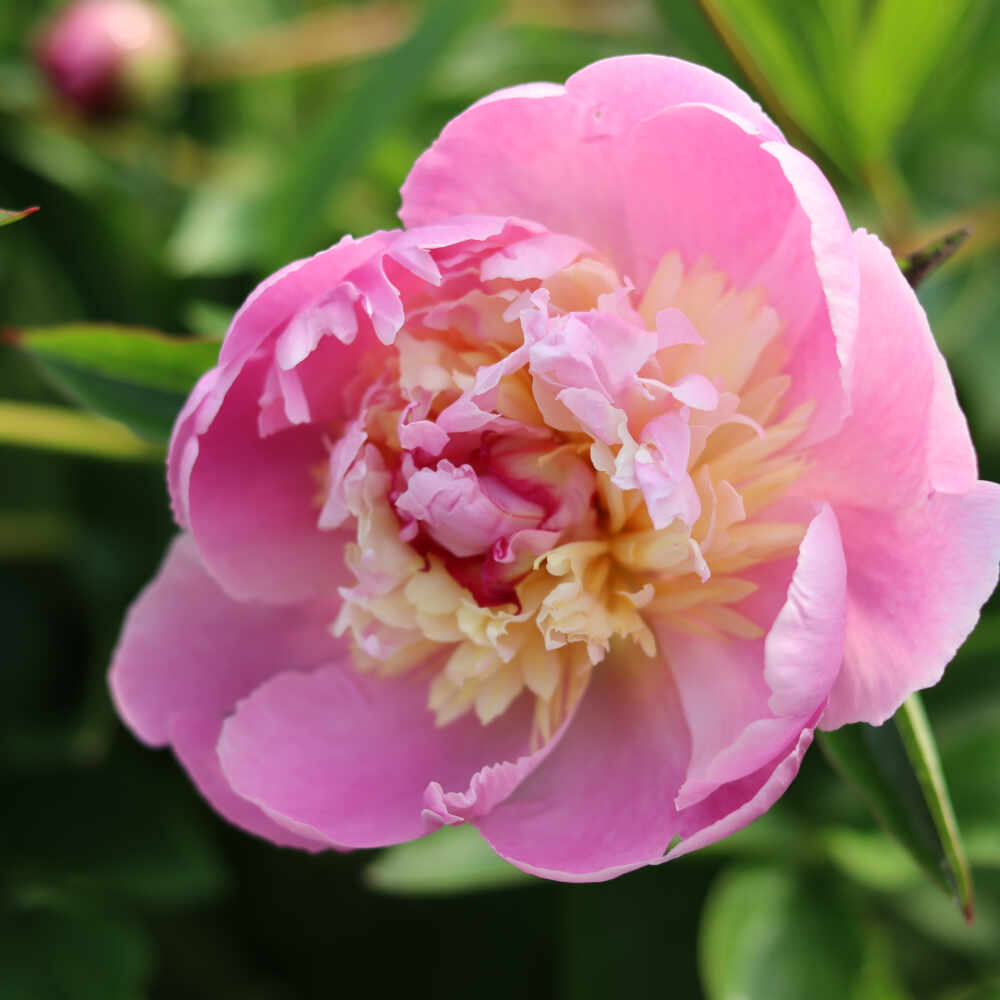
[852,0,980,159]
[364,824,529,895]
[818,693,973,919]
[0,400,160,461]
[13,323,219,443]
[693,0,857,174]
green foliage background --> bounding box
[2,1,999,996]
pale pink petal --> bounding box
[472,657,691,881]
[801,230,977,507]
[564,55,783,141]
[666,504,845,809]
[822,482,1000,729]
[401,55,782,276]
[217,668,540,848]
[108,535,343,848]
[622,104,856,443]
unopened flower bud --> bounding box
[35,0,182,117]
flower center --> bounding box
[322,247,810,744]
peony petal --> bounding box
[218,232,397,368]
[472,656,691,881]
[800,230,978,509]
[666,504,845,809]
[108,534,344,848]
[622,105,856,444]
[476,654,820,880]
[401,56,782,279]
[669,720,817,859]
[217,667,542,849]
[169,713,327,851]
[178,354,354,603]
[822,482,1000,729]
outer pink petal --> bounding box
[471,656,691,881]
[218,232,398,369]
[401,57,782,275]
[109,535,344,849]
[669,720,817,859]
[473,651,821,882]
[621,105,856,443]
[801,230,977,509]
[821,482,1000,729]
[175,354,355,604]
[665,504,845,810]
[217,668,545,849]
[402,66,855,444]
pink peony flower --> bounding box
[35,0,181,116]
[110,56,1000,881]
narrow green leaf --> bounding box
[0,400,160,461]
[0,205,38,228]
[895,694,974,920]
[364,824,529,895]
[818,693,973,919]
[899,228,969,288]
[258,0,499,267]
[12,323,219,444]
[698,866,867,1000]
[852,0,979,158]
[694,0,857,175]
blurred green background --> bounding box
[2,0,1000,996]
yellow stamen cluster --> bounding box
[329,251,811,744]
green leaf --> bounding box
[0,901,153,1000]
[364,824,530,895]
[698,866,867,1000]
[899,228,970,288]
[694,0,859,175]
[0,400,161,461]
[818,692,973,919]
[851,0,980,159]
[2,760,231,908]
[896,695,975,918]
[13,323,219,444]
[0,205,38,228]
[257,0,499,267]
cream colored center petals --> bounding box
[326,252,811,745]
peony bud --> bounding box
[35,0,182,117]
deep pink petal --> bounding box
[169,713,327,850]
[178,354,354,603]
[801,230,977,509]
[109,535,344,848]
[217,667,543,848]
[218,232,397,368]
[822,482,1000,729]
[665,504,845,809]
[669,720,817,859]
